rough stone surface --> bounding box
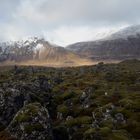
[7,102,53,140]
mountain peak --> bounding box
[106,24,140,40]
[67,24,140,61]
[0,37,93,66]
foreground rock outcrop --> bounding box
[7,103,53,140]
[0,88,25,127]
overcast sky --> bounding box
[0,0,140,46]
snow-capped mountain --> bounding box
[0,37,93,66]
[0,37,50,61]
[67,25,140,61]
[92,29,119,41]
[107,25,140,40]
[1,24,140,66]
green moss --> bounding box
[65,116,92,127]
[84,128,96,136]
[57,105,68,117]
[15,103,42,123]
[84,127,111,139]
[24,123,44,134]
[119,99,134,109]
[108,130,131,140]
[100,127,111,136]
[101,119,114,129]
[15,113,32,122]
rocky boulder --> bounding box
[7,103,53,140]
[0,88,25,126]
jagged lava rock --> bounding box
[0,88,24,126]
[7,102,53,140]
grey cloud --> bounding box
[0,0,140,43]
[1,0,140,24]
[14,0,140,26]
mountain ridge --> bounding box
[67,25,140,61]
[0,25,140,67]
[0,37,93,67]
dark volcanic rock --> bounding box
[7,103,53,140]
[0,88,25,126]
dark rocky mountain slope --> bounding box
[67,25,140,61]
[0,37,93,67]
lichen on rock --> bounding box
[7,102,53,140]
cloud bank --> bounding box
[0,0,140,46]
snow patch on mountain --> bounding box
[34,43,44,50]
[106,25,140,40]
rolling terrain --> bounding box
[0,59,139,140]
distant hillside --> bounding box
[0,37,93,67]
[1,25,140,67]
[67,25,140,60]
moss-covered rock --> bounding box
[65,116,92,127]
[108,130,131,140]
[7,103,53,140]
